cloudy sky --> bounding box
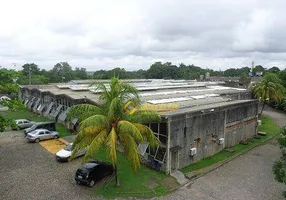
[1,0,286,71]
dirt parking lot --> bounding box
[0,130,104,200]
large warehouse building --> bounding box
[19,79,258,174]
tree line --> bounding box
[93,62,283,80]
[0,61,286,95]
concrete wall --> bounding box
[169,101,258,171]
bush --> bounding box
[0,115,17,132]
[0,99,26,111]
[273,126,286,197]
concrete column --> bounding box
[223,110,227,149]
[166,118,171,174]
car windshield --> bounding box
[30,124,37,129]
[29,130,38,135]
[64,144,73,151]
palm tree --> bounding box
[252,73,285,115]
[68,77,160,186]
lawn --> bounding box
[181,116,280,174]
[90,149,177,199]
[0,109,71,137]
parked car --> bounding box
[75,161,114,187]
[14,119,35,130]
[26,129,59,142]
[56,143,86,162]
[0,96,11,101]
[24,121,56,135]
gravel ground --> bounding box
[0,131,104,200]
[164,106,286,200]
[1,106,285,200]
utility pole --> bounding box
[29,65,31,85]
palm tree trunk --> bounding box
[115,165,120,187]
[260,100,266,115]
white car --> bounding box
[56,143,86,162]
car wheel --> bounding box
[54,135,59,139]
[76,181,81,185]
[89,180,95,187]
[35,138,40,143]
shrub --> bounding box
[0,115,17,132]
[273,126,286,197]
[0,99,26,111]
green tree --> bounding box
[50,62,74,82]
[252,73,285,115]
[18,74,49,85]
[239,74,251,87]
[279,70,286,87]
[21,63,41,76]
[223,67,250,77]
[273,126,286,197]
[267,66,280,74]
[68,77,160,187]
[0,68,19,94]
[253,65,265,76]
[73,67,88,80]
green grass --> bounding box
[181,116,280,174]
[90,149,175,199]
[0,109,72,138]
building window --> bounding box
[154,147,166,163]
[150,123,158,133]
[159,123,167,135]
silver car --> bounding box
[26,129,59,143]
[15,119,35,129]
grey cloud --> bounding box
[1,0,286,71]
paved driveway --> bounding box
[0,131,103,200]
[164,107,286,200]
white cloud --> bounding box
[0,0,286,70]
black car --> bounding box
[75,161,114,187]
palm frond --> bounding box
[79,115,108,131]
[119,82,139,100]
[119,133,141,172]
[128,110,161,124]
[70,133,98,160]
[106,127,118,166]
[83,129,108,163]
[107,97,123,120]
[68,104,104,122]
[117,120,143,143]
[133,123,160,149]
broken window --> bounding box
[154,146,166,163]
[149,146,157,156]
[194,138,201,148]
[159,134,167,144]
[138,142,149,156]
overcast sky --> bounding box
[1,0,286,71]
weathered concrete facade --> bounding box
[165,101,258,172]
[19,80,258,174]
